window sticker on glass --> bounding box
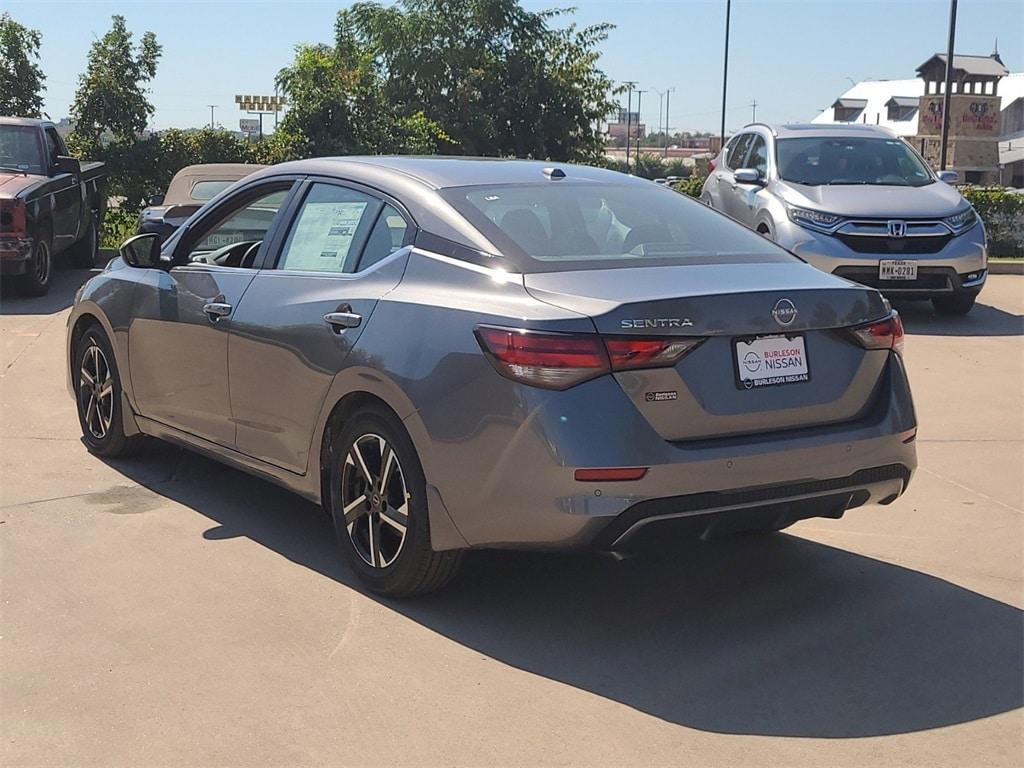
[281,201,368,272]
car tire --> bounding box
[73,324,142,458]
[69,215,100,269]
[16,234,52,297]
[932,292,977,316]
[328,406,462,597]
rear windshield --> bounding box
[191,179,238,201]
[441,182,792,272]
[777,137,934,187]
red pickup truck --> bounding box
[0,117,106,296]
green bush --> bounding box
[100,206,140,250]
[961,186,1024,257]
[673,173,706,199]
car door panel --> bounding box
[228,252,410,473]
[129,266,258,445]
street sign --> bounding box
[239,118,260,133]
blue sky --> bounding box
[9,0,1022,135]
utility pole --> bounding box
[664,87,674,159]
[655,90,665,153]
[720,0,732,150]
[207,105,217,129]
[750,99,758,123]
[939,0,958,170]
[635,89,647,169]
[623,81,637,173]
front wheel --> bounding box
[932,292,977,316]
[328,407,462,597]
[74,325,142,457]
[16,237,51,297]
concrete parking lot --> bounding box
[1,265,1021,767]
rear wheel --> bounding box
[932,292,977,316]
[74,325,142,458]
[16,236,51,297]
[69,214,100,269]
[328,407,462,597]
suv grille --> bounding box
[836,233,951,254]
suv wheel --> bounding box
[328,407,462,597]
[932,292,977,316]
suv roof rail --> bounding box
[741,122,777,136]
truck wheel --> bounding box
[932,292,977,316]
[17,235,52,297]
[327,406,463,597]
[69,215,100,269]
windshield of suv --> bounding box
[442,182,793,272]
[0,125,45,174]
[777,137,934,187]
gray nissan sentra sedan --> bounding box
[67,157,917,596]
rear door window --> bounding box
[357,204,410,271]
[276,183,382,274]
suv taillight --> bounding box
[0,199,27,238]
[475,326,704,390]
[849,312,905,355]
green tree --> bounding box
[68,15,161,154]
[0,13,46,118]
[277,0,617,162]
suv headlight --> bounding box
[787,206,845,233]
[944,207,977,233]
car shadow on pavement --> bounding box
[0,254,114,316]
[894,299,1023,337]
[102,440,1024,740]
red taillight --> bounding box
[474,327,610,390]
[849,312,905,354]
[475,326,705,390]
[708,158,717,172]
[0,200,27,238]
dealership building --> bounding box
[812,52,1024,187]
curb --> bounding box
[989,261,1024,275]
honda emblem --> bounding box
[887,220,907,238]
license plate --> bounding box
[879,259,918,280]
[201,232,244,249]
[735,334,810,389]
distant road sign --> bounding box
[239,118,260,133]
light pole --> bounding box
[664,87,674,159]
[655,89,665,152]
[939,0,958,170]
[207,105,217,129]
[623,81,637,173]
[720,0,732,150]
[635,89,647,169]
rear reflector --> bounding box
[849,311,905,354]
[475,326,705,390]
[575,467,648,482]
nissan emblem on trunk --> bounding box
[771,298,798,326]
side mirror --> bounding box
[54,155,81,177]
[734,168,764,185]
[147,194,165,207]
[937,170,959,184]
[120,233,163,269]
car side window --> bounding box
[43,128,61,168]
[276,183,381,274]
[183,186,292,268]
[746,135,768,177]
[358,204,409,271]
[726,133,753,170]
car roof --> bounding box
[253,156,642,190]
[742,123,900,140]
[0,116,54,128]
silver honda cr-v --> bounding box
[701,123,987,315]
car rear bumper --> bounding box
[781,220,987,297]
[410,353,917,551]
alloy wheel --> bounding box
[340,433,410,568]
[79,344,114,440]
